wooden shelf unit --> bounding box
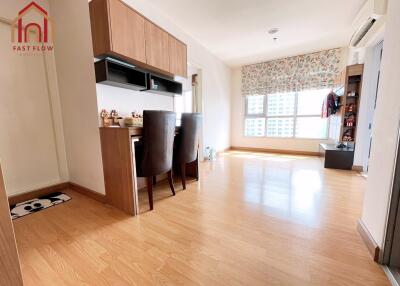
[146,73,183,96]
[94,58,148,91]
[332,64,364,144]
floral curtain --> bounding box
[242,48,342,96]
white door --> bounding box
[0,21,61,195]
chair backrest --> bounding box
[177,113,202,164]
[141,110,176,176]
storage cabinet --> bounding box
[330,64,364,144]
[89,0,187,77]
[89,0,111,56]
[90,0,146,64]
[169,35,187,77]
[319,144,354,170]
[144,20,170,73]
[108,0,146,63]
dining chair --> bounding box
[135,110,176,210]
[174,113,202,189]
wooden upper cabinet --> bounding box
[89,0,111,56]
[89,0,187,76]
[108,0,146,63]
[169,35,187,77]
[144,20,170,72]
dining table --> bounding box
[99,126,199,215]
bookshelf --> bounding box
[332,64,364,145]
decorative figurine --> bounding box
[124,116,134,127]
[346,114,356,127]
[100,109,111,127]
[347,103,356,112]
[110,110,122,126]
[342,129,353,141]
[131,111,143,126]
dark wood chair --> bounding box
[175,113,202,190]
[135,110,176,210]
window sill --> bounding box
[243,135,329,140]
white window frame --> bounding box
[244,92,329,139]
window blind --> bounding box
[242,48,342,96]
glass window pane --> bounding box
[296,117,328,138]
[245,118,265,137]
[266,118,294,137]
[246,95,264,115]
[297,89,330,115]
[174,96,184,124]
[267,92,295,116]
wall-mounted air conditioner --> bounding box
[349,0,388,48]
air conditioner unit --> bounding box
[349,0,388,48]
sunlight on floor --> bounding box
[220,150,309,162]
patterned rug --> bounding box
[10,192,71,220]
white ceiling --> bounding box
[146,0,366,66]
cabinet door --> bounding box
[89,0,111,56]
[109,0,146,63]
[144,20,170,72]
[169,35,187,77]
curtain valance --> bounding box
[242,48,342,96]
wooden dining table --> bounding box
[99,126,199,215]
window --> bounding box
[246,94,264,115]
[174,90,193,126]
[244,89,329,139]
[245,118,265,137]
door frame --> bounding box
[381,124,400,269]
[363,40,384,172]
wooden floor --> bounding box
[13,151,389,285]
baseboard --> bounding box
[230,146,320,156]
[8,182,106,205]
[383,266,400,286]
[352,165,364,172]
[8,182,70,206]
[217,147,231,155]
[68,182,106,203]
[357,219,380,262]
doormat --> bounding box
[10,192,71,220]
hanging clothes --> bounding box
[322,91,338,118]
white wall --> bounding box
[121,0,232,152]
[96,85,174,119]
[0,0,69,196]
[353,40,384,168]
[95,67,197,120]
[361,0,400,247]
[49,0,105,194]
[230,67,333,153]
[352,25,385,168]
